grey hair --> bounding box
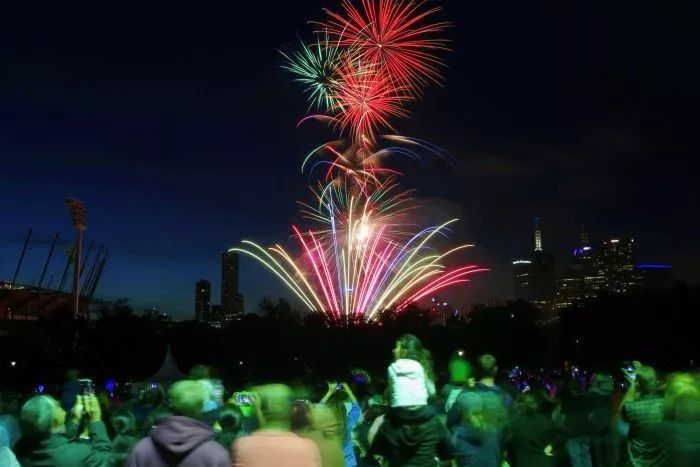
[21,396,58,437]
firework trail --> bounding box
[231,181,487,322]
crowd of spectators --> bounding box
[2,335,700,466]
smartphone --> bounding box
[236,393,254,405]
[149,383,158,391]
[79,378,95,395]
[621,361,636,381]
[335,383,343,392]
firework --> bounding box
[231,183,487,322]
[280,33,343,110]
[231,1,485,324]
[320,0,450,94]
[331,59,411,145]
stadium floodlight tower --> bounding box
[65,197,87,319]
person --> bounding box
[14,394,113,466]
[291,400,313,433]
[509,391,563,467]
[447,354,512,429]
[319,382,362,467]
[0,392,21,448]
[126,380,230,466]
[446,352,510,466]
[129,384,162,429]
[110,410,138,466]
[354,404,386,467]
[214,404,244,449]
[652,373,700,466]
[307,403,346,467]
[387,334,436,408]
[369,334,453,466]
[60,369,81,414]
[587,373,618,467]
[200,379,225,428]
[232,384,322,467]
[619,365,667,466]
[450,391,502,467]
[560,377,594,467]
[440,353,473,414]
[0,425,20,467]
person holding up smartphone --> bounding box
[618,362,667,466]
[14,393,113,466]
[317,382,362,467]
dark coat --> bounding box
[14,421,113,467]
[509,413,563,467]
[370,406,453,467]
[126,415,229,467]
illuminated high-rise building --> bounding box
[555,243,605,310]
[597,238,636,294]
[556,236,636,309]
[194,279,211,322]
[533,218,544,252]
[513,259,532,300]
[512,218,556,316]
[221,250,244,317]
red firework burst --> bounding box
[320,0,450,94]
[332,60,411,145]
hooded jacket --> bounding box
[126,415,229,467]
[370,406,453,467]
[388,359,436,407]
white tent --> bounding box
[143,344,185,383]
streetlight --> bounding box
[65,198,87,320]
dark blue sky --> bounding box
[1,1,698,318]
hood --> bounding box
[390,359,424,380]
[384,406,436,447]
[151,416,214,455]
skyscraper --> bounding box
[513,259,532,300]
[512,218,555,316]
[194,279,211,322]
[221,250,244,317]
[556,236,636,309]
[534,218,544,250]
[597,238,635,294]
[555,243,605,309]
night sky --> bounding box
[1,1,698,318]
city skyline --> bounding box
[1,1,697,318]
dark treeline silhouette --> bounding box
[1,285,698,387]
